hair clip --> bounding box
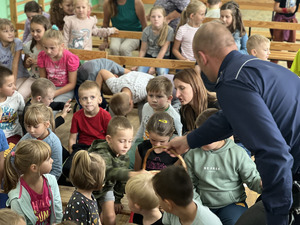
[52,25,59,31]
[158,119,167,123]
[11,151,15,156]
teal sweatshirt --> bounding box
[184,139,262,209]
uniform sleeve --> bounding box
[37,51,46,68]
[239,33,248,55]
[175,25,184,41]
[66,52,80,72]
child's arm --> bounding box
[239,33,248,55]
[54,71,77,97]
[39,67,47,78]
[60,99,72,119]
[135,0,147,29]
[172,39,186,60]
[68,133,77,154]
[12,50,22,82]
[134,147,143,171]
[95,69,115,92]
[63,17,71,48]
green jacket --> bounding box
[88,139,131,203]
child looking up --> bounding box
[38,25,80,106]
[220,1,248,54]
[125,173,163,225]
[246,34,271,61]
[64,0,118,50]
[135,6,174,75]
[134,112,179,171]
[88,116,146,225]
[206,0,221,18]
[152,165,222,225]
[24,15,51,79]
[173,1,206,61]
[50,0,74,30]
[23,1,50,43]
[0,208,25,225]
[19,103,63,180]
[63,150,106,224]
[4,140,63,225]
[0,19,33,99]
[184,108,262,225]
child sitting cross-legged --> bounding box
[184,108,262,225]
[88,116,147,225]
[63,150,105,224]
[152,165,222,225]
[125,173,163,225]
[246,34,271,61]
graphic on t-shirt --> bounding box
[0,54,12,67]
[70,29,90,49]
[0,107,17,130]
[146,156,167,170]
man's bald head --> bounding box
[193,22,237,59]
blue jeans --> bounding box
[211,201,248,225]
[138,66,169,75]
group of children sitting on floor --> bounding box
[0,0,277,224]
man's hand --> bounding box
[165,136,190,156]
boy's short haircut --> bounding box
[106,116,133,137]
[195,108,219,128]
[246,34,270,55]
[146,76,173,97]
[78,80,100,98]
[208,0,221,5]
[152,165,193,207]
[31,78,56,98]
[109,93,131,116]
[0,66,13,87]
[125,173,159,210]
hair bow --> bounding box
[52,25,59,31]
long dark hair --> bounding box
[30,15,51,53]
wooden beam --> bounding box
[270,42,300,52]
[268,51,296,61]
[69,49,108,60]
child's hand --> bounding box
[148,67,156,75]
[131,66,138,71]
[113,27,119,34]
[25,57,33,66]
[114,203,124,214]
[61,99,72,118]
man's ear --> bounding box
[198,50,208,65]
[251,49,257,56]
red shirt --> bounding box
[70,108,111,145]
[20,177,51,225]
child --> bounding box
[50,0,74,30]
[135,76,182,141]
[0,19,34,99]
[134,112,179,171]
[246,34,271,61]
[0,208,26,225]
[19,103,63,180]
[64,0,118,50]
[69,80,111,154]
[0,66,24,146]
[206,0,221,18]
[220,1,248,54]
[136,5,174,75]
[184,108,262,225]
[4,139,63,225]
[23,1,50,43]
[96,69,154,119]
[37,25,80,106]
[173,1,206,61]
[125,173,163,225]
[152,165,222,225]
[63,150,106,224]
[88,116,145,225]
[24,15,51,79]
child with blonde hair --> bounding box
[173,1,206,61]
[0,208,25,225]
[126,173,163,225]
[38,26,80,107]
[4,139,63,225]
[63,150,106,224]
[18,103,63,179]
[246,34,270,61]
[63,0,118,50]
[0,19,34,99]
[135,5,174,75]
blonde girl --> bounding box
[23,15,51,79]
[64,0,118,50]
[23,1,50,43]
[172,1,206,61]
[0,19,34,99]
[20,103,62,180]
[37,26,80,107]
[136,5,174,75]
[50,0,74,30]
[0,208,26,225]
[220,1,248,54]
[4,139,63,225]
[134,112,178,171]
[63,150,106,224]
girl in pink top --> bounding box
[37,25,79,108]
[63,0,118,50]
